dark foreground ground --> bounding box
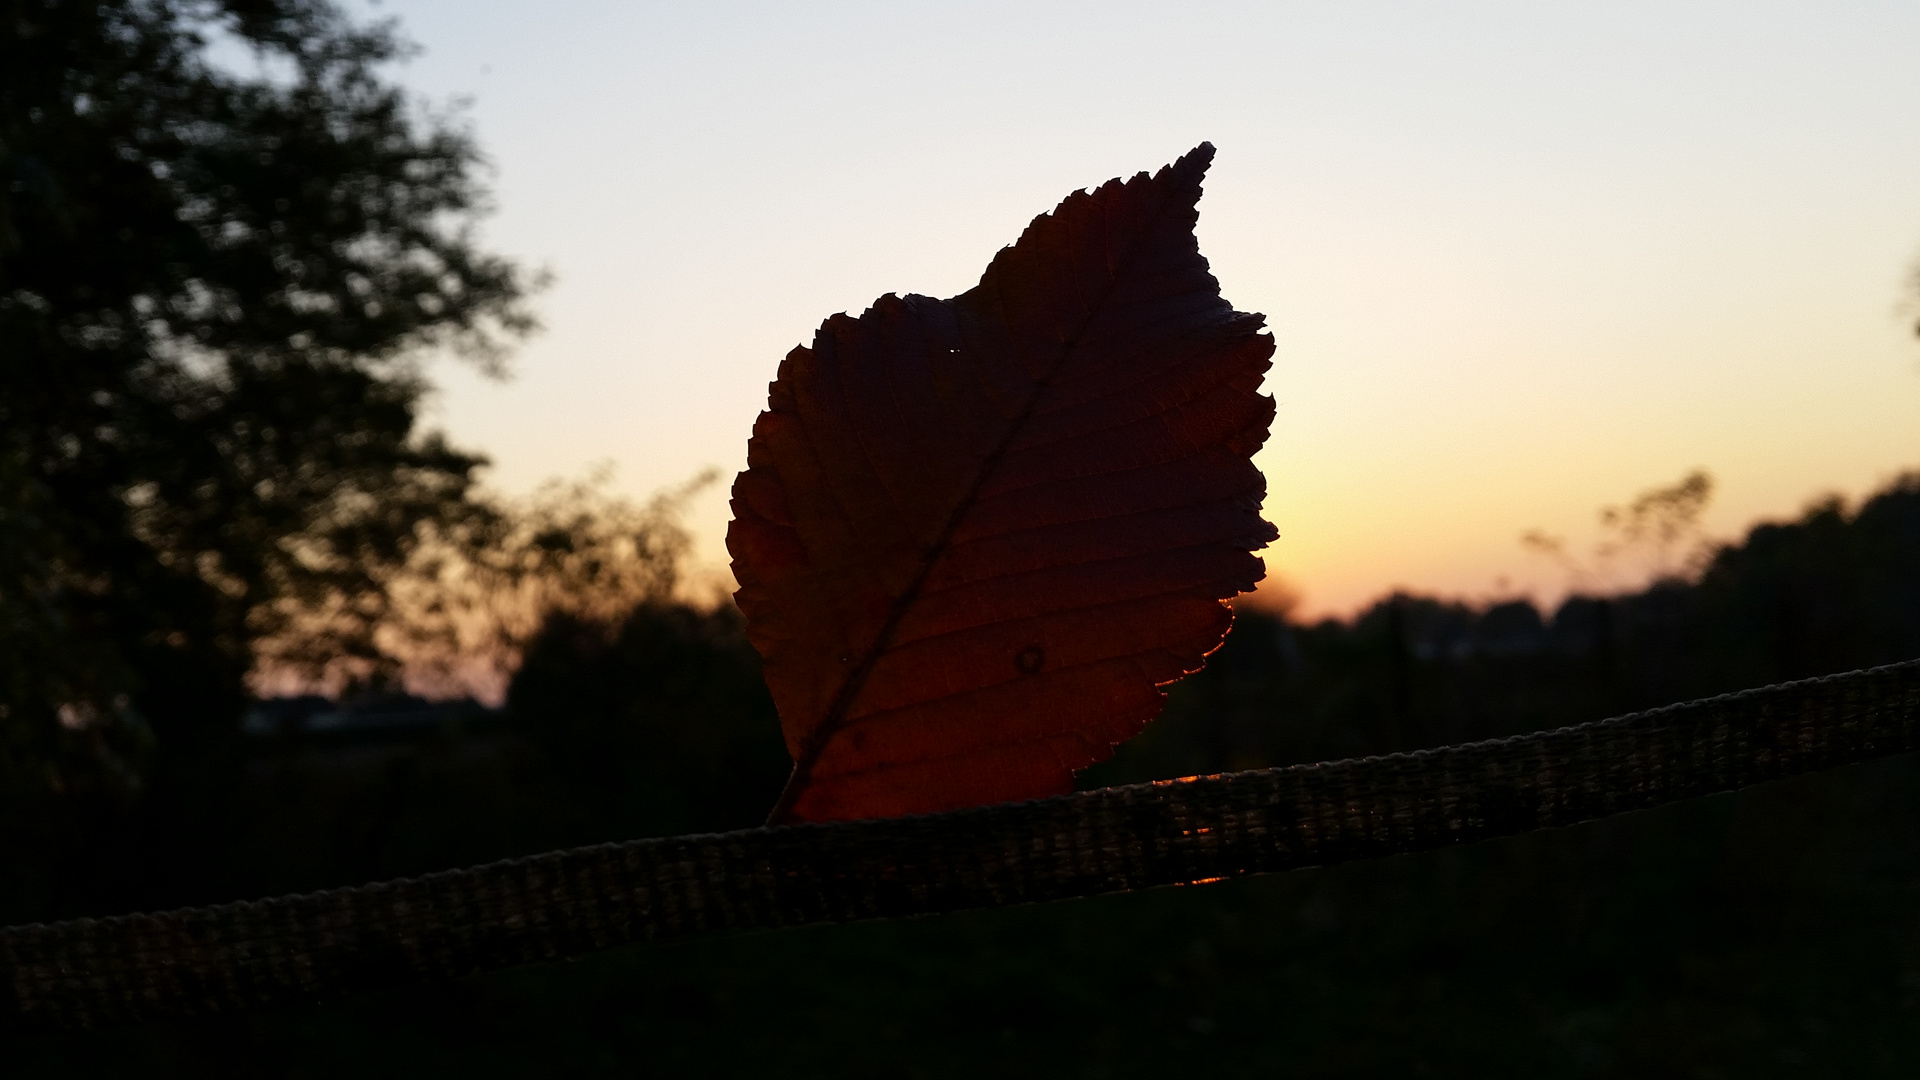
[10,751,1920,1078]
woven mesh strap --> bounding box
[6,659,1920,1032]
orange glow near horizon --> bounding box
[375,1,1920,626]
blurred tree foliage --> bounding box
[1,0,537,910]
[255,467,716,704]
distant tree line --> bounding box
[1091,473,1920,787]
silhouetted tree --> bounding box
[1,0,535,912]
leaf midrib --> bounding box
[765,180,1188,825]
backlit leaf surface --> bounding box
[728,144,1276,823]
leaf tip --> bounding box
[1173,141,1217,177]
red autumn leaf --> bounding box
[727,144,1276,824]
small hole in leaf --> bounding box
[1015,645,1044,675]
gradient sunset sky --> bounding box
[358,0,1920,618]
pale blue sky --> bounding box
[365,0,1920,614]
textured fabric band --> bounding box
[7,659,1920,1033]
